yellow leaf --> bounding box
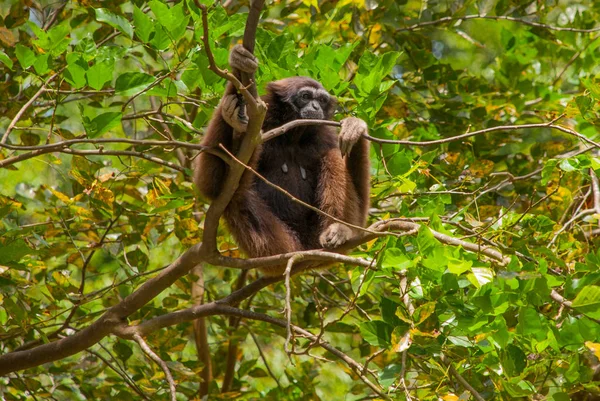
[46,186,72,203]
[177,202,194,212]
[98,172,114,182]
[154,177,171,195]
[409,328,439,338]
[71,205,93,218]
[391,330,411,353]
[178,218,199,231]
[413,302,436,325]
[95,187,114,205]
[300,0,319,10]
[585,341,600,359]
[469,159,494,178]
[442,394,459,401]
[52,271,69,286]
[0,27,16,47]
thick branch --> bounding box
[121,304,389,399]
[197,0,267,254]
[241,0,265,99]
[193,1,256,108]
[0,244,204,375]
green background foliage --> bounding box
[1,0,600,400]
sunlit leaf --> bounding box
[95,8,134,39]
[82,112,122,138]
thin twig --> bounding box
[247,327,282,388]
[552,34,600,86]
[132,333,177,401]
[364,122,600,149]
[86,349,150,400]
[396,14,600,33]
[1,73,60,144]
[441,354,485,401]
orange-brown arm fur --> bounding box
[316,131,370,232]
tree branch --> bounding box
[364,122,600,150]
[133,333,177,401]
[0,243,205,375]
[120,304,389,399]
[1,74,58,145]
[441,355,485,401]
[396,14,600,33]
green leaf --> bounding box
[500,344,527,376]
[359,320,393,348]
[86,61,114,90]
[559,158,578,172]
[379,364,402,389]
[115,72,156,96]
[33,54,50,75]
[133,6,153,43]
[95,8,134,39]
[113,341,133,363]
[447,257,472,275]
[0,239,32,264]
[82,112,122,138]
[28,21,70,56]
[517,307,546,341]
[152,199,187,213]
[354,51,401,95]
[502,379,535,397]
[467,267,494,288]
[380,297,402,326]
[20,132,40,146]
[15,44,36,69]
[576,95,592,116]
[572,286,600,319]
[0,50,13,70]
[149,23,171,50]
[380,248,412,271]
[541,159,559,185]
[64,54,87,89]
[148,0,189,41]
[416,226,439,256]
[447,336,473,347]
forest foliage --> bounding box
[1,0,600,400]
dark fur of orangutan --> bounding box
[194,45,370,276]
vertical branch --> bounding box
[241,0,265,99]
[284,255,303,353]
[399,275,414,400]
[192,1,266,397]
[590,168,600,216]
[221,270,249,393]
[191,264,213,397]
[195,0,267,254]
